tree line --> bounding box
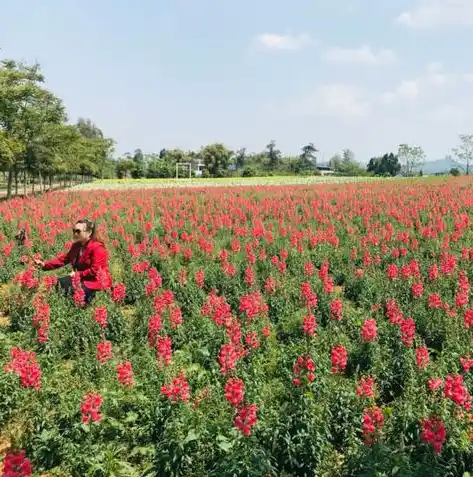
[0,59,115,198]
[116,137,473,180]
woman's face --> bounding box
[72,222,91,243]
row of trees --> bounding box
[367,137,473,177]
[114,143,369,179]
[0,59,114,198]
[114,136,473,179]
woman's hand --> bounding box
[70,271,76,277]
[33,258,45,268]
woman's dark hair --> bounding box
[76,219,97,240]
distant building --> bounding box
[190,159,205,177]
[316,165,335,175]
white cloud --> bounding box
[378,62,473,104]
[254,33,313,51]
[322,45,397,65]
[288,84,370,119]
[397,0,473,28]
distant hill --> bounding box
[422,158,458,175]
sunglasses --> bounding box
[73,228,83,234]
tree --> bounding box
[342,149,355,163]
[131,148,146,178]
[76,118,103,140]
[265,140,281,170]
[201,143,232,177]
[367,153,401,176]
[235,148,247,171]
[452,134,473,175]
[0,59,67,197]
[147,158,173,178]
[76,118,114,179]
[328,154,342,171]
[115,157,136,179]
[397,144,425,177]
[300,143,318,167]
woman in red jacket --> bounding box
[34,219,112,304]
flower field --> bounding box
[72,175,386,191]
[2,178,473,476]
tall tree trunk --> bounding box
[38,171,43,192]
[14,167,19,196]
[6,167,13,200]
[23,170,28,197]
[31,173,35,195]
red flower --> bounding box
[361,319,377,342]
[218,343,241,374]
[301,282,318,310]
[304,262,315,276]
[292,354,316,386]
[331,345,348,374]
[224,378,245,407]
[112,283,126,303]
[4,347,41,390]
[330,299,343,321]
[415,346,430,370]
[93,306,108,329]
[461,355,473,373]
[2,450,32,476]
[411,282,424,298]
[420,417,446,454]
[116,361,134,387]
[400,317,416,347]
[428,378,443,392]
[195,269,205,288]
[161,373,190,403]
[444,374,471,409]
[362,407,384,445]
[96,340,113,364]
[234,404,258,436]
[244,331,260,349]
[386,263,398,280]
[81,392,103,423]
[428,293,442,309]
[428,264,439,281]
[464,308,473,329]
[156,335,173,365]
[356,376,375,398]
[302,313,317,336]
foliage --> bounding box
[0,58,114,197]
[367,153,401,177]
[397,144,426,177]
[453,135,473,176]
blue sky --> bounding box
[2,0,473,162]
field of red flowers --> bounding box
[2,178,473,477]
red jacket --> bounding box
[43,239,112,291]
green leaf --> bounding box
[124,412,138,423]
[183,429,199,443]
[217,441,234,452]
[80,423,90,433]
[198,347,210,357]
